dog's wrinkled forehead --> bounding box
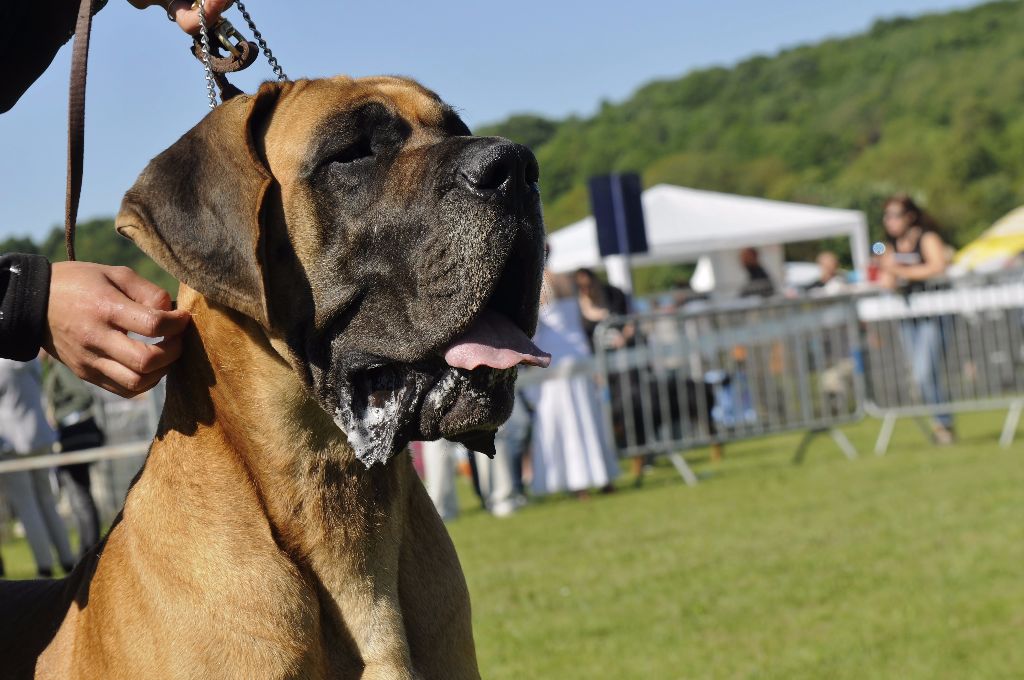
[258,76,468,183]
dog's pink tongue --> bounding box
[444,309,551,370]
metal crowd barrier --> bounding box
[0,385,161,528]
[594,295,865,483]
[857,269,1024,454]
[3,269,1021,527]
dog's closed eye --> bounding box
[332,136,375,165]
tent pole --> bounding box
[604,254,635,296]
[850,214,871,278]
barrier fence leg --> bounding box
[794,429,858,464]
[912,417,934,442]
[875,412,897,456]
[830,429,858,460]
[668,453,699,487]
[792,430,816,465]
[1000,401,1023,449]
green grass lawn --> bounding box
[451,412,1024,679]
[3,412,1022,678]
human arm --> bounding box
[877,250,898,290]
[128,0,232,35]
[0,254,52,361]
[1,0,229,114]
[0,0,100,114]
[2,256,190,397]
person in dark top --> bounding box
[574,268,630,352]
[738,247,776,298]
[878,193,954,444]
[879,194,949,293]
[42,353,107,556]
[574,267,654,479]
[0,1,229,397]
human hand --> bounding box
[875,257,899,289]
[44,262,191,398]
[878,271,899,291]
[128,0,233,36]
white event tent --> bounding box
[546,184,869,297]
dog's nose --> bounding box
[459,140,539,197]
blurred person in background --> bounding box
[577,268,661,479]
[807,251,848,295]
[879,193,955,444]
[0,358,76,577]
[41,353,104,557]
[421,439,461,522]
[575,268,630,351]
[528,264,618,498]
[739,247,776,298]
[475,393,532,517]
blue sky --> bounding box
[0,0,982,241]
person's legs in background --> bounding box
[59,464,100,556]
[920,317,953,433]
[473,450,514,517]
[903,317,954,442]
[422,439,459,521]
[0,467,75,577]
[476,398,531,517]
[57,418,105,557]
[29,468,76,573]
[509,443,525,498]
[464,451,485,511]
[1,469,55,575]
[493,395,532,509]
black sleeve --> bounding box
[0,0,107,114]
[0,254,51,361]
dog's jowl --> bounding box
[0,76,549,680]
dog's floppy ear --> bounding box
[115,83,282,325]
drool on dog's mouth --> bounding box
[333,262,550,467]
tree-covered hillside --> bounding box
[478,0,1024,252]
[1,219,177,293]
[5,2,1022,289]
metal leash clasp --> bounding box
[194,0,288,109]
[211,18,246,59]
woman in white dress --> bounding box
[527,272,619,496]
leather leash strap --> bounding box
[65,0,95,262]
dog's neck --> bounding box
[154,288,413,646]
[163,285,408,540]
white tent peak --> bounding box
[545,183,869,278]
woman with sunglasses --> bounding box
[878,193,955,444]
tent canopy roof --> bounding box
[953,204,1024,272]
[546,184,867,272]
[977,205,1024,239]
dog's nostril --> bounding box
[465,152,517,193]
[461,142,538,195]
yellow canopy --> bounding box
[954,205,1024,272]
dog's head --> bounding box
[116,76,549,466]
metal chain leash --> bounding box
[234,1,288,81]
[197,0,218,109]
[196,0,288,108]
